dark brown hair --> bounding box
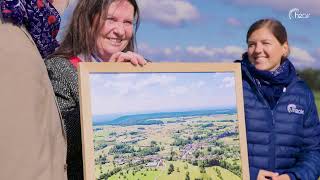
[246,18,290,57]
[52,0,140,61]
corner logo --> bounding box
[287,104,304,115]
[289,8,311,20]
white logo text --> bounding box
[289,8,311,20]
[287,104,304,115]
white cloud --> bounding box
[114,74,137,79]
[139,43,320,68]
[219,77,235,88]
[224,46,244,57]
[137,42,158,56]
[192,81,205,88]
[101,74,176,95]
[315,48,320,57]
[139,43,244,62]
[226,17,242,27]
[164,48,173,56]
[137,0,200,26]
[102,81,132,96]
[186,45,244,58]
[290,46,316,67]
[169,80,206,96]
[313,48,320,69]
[186,46,217,57]
[226,0,320,15]
[133,74,176,91]
[186,45,244,59]
[90,74,104,84]
[169,86,188,96]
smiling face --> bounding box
[247,27,288,71]
[95,0,134,61]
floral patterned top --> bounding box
[0,0,61,58]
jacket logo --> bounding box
[287,104,304,115]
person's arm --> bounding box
[45,57,84,179]
[284,91,320,180]
[44,57,79,113]
[0,22,67,180]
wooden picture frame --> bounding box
[78,62,249,180]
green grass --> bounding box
[314,91,320,114]
[313,91,319,180]
[106,160,240,180]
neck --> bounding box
[90,53,105,62]
[95,52,113,62]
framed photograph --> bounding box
[79,62,249,180]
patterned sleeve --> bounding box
[44,57,79,113]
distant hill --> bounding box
[93,108,236,126]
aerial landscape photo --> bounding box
[89,72,242,180]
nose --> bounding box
[254,43,263,54]
[113,22,125,36]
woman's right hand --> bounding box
[109,51,147,66]
[257,169,279,180]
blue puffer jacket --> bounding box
[241,61,320,180]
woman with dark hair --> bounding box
[0,0,70,179]
[240,18,320,180]
[45,0,146,179]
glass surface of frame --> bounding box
[78,62,249,180]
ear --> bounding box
[282,41,289,57]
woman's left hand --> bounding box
[109,51,147,66]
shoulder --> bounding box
[286,78,316,116]
[45,56,78,82]
[45,56,76,75]
[289,78,314,99]
[45,56,73,70]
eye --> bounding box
[106,17,116,24]
[248,43,255,48]
[124,20,133,26]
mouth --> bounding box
[254,56,267,62]
[107,37,122,45]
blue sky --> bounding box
[59,0,320,69]
[89,72,236,115]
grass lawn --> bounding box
[314,91,320,114]
[313,91,320,180]
[107,160,241,180]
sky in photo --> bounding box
[59,0,320,69]
[89,72,236,115]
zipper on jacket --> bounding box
[269,80,300,171]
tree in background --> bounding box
[185,171,190,180]
[298,68,320,114]
[168,164,174,175]
[298,69,320,91]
